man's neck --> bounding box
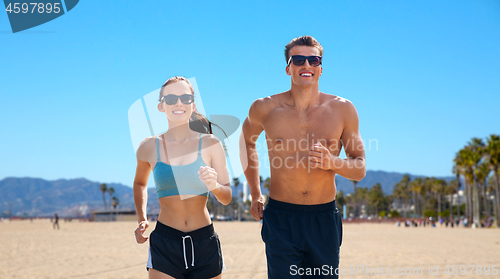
[288,84,320,110]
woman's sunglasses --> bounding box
[161,94,194,105]
[287,55,322,67]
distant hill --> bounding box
[0,170,454,217]
[0,177,156,218]
[335,170,454,195]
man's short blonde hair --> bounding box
[284,36,323,64]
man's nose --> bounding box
[302,59,311,68]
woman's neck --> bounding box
[164,122,197,143]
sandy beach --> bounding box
[0,219,498,278]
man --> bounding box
[240,36,366,278]
[53,213,59,230]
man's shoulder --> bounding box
[249,92,287,113]
[321,93,356,110]
[320,92,350,104]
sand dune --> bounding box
[0,219,498,278]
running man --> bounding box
[241,36,366,278]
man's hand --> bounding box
[134,220,149,244]
[250,195,266,221]
[309,142,339,171]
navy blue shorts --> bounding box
[261,198,343,278]
[147,221,225,279]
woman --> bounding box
[133,76,232,279]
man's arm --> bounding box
[240,99,266,220]
[309,100,366,181]
[335,100,366,180]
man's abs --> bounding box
[268,157,337,205]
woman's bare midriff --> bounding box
[157,195,212,232]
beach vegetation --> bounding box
[388,210,400,218]
[99,183,107,209]
[381,134,499,228]
[424,210,436,218]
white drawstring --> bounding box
[182,235,195,269]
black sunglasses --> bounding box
[287,55,322,67]
[161,94,194,105]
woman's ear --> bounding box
[158,102,164,112]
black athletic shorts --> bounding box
[147,221,225,279]
[261,198,343,278]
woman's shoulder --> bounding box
[136,136,160,160]
[200,133,222,147]
[199,133,226,161]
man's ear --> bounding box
[286,65,291,76]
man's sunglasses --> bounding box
[161,94,194,105]
[287,55,322,67]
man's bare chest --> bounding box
[262,107,344,153]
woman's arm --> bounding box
[133,138,154,244]
[199,135,232,205]
[134,158,151,223]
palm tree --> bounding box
[486,134,500,228]
[393,175,410,217]
[477,161,491,221]
[369,183,384,216]
[446,179,459,223]
[358,187,369,217]
[264,177,270,189]
[232,177,240,197]
[452,157,463,219]
[487,176,496,219]
[111,196,120,209]
[431,179,446,218]
[458,147,474,226]
[409,178,423,217]
[232,177,241,221]
[466,138,486,227]
[336,190,346,216]
[107,187,115,209]
[351,180,358,217]
[418,178,429,217]
[99,183,107,209]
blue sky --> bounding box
[1,0,499,188]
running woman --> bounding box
[134,76,232,279]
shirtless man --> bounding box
[241,36,366,278]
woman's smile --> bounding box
[172,110,186,115]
